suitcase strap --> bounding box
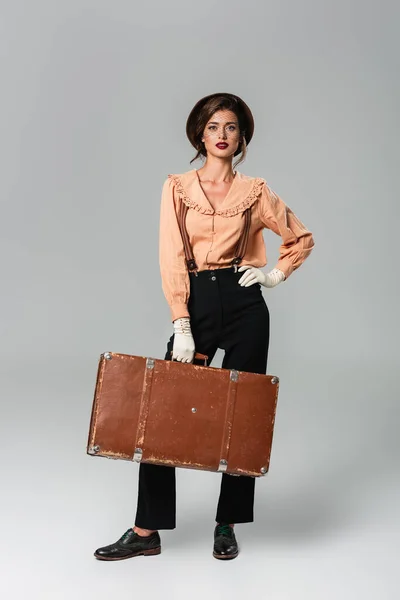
[134,358,156,453]
[218,369,240,473]
[177,201,252,275]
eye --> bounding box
[208,125,217,130]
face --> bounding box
[201,109,241,158]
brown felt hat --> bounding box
[186,92,255,151]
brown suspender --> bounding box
[176,201,252,276]
[231,208,252,271]
[177,201,199,274]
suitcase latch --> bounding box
[230,370,239,382]
[133,448,143,462]
[218,459,228,472]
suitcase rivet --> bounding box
[133,448,143,462]
[103,353,112,360]
[146,358,155,369]
[191,407,197,413]
[230,370,239,382]
[271,376,279,384]
[260,467,267,474]
[91,445,100,453]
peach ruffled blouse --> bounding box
[159,169,315,322]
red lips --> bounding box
[216,143,228,149]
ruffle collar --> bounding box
[167,169,265,217]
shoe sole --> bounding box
[212,550,238,560]
[94,547,161,560]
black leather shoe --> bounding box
[94,528,161,561]
[213,523,239,560]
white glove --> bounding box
[172,317,195,363]
[238,266,286,288]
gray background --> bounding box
[1,0,399,598]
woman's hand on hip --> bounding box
[238,265,286,288]
[172,317,195,363]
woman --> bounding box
[94,92,315,561]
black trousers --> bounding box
[134,267,270,529]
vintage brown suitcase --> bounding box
[87,351,280,477]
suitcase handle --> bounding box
[170,351,208,366]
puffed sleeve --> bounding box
[159,176,191,322]
[258,182,315,279]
